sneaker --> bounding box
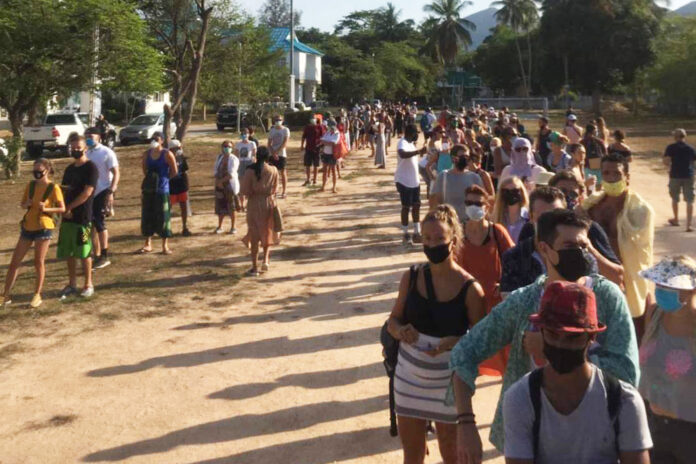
[94,256,111,270]
[182,228,192,237]
[215,228,224,234]
[2,297,11,308]
[229,228,237,235]
[59,286,78,300]
[30,294,42,308]
[302,180,310,186]
[80,286,94,298]
[402,232,411,244]
[411,233,423,244]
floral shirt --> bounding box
[448,274,640,451]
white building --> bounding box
[270,27,323,105]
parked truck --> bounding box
[23,113,87,158]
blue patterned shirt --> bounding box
[448,274,639,451]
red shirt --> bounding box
[303,124,324,152]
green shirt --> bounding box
[448,274,640,451]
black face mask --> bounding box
[423,242,451,264]
[32,170,46,180]
[502,189,522,206]
[553,247,594,281]
[543,340,587,374]
[70,148,84,159]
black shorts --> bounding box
[396,182,421,207]
[321,154,336,166]
[92,189,109,233]
[270,156,287,170]
[423,130,432,140]
[304,149,320,167]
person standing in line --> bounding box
[387,205,486,464]
[536,116,552,170]
[214,140,240,235]
[502,282,652,464]
[374,114,387,169]
[492,176,529,244]
[396,124,428,245]
[664,128,696,231]
[167,139,191,237]
[319,120,341,193]
[467,152,495,198]
[268,115,290,199]
[85,127,119,269]
[639,256,696,464]
[57,136,98,299]
[2,158,65,308]
[420,107,436,147]
[429,145,483,223]
[240,146,278,277]
[582,123,608,184]
[608,129,633,164]
[546,132,573,173]
[139,133,177,255]
[300,116,323,187]
[235,128,257,212]
[493,126,516,181]
[596,116,611,148]
[563,113,583,145]
[500,137,547,189]
[384,110,394,149]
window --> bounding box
[45,114,78,125]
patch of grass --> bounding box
[302,184,320,198]
[377,180,392,187]
[26,414,78,431]
[341,168,371,182]
[97,312,121,322]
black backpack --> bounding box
[528,367,623,461]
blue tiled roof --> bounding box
[270,27,324,56]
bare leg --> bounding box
[99,230,109,255]
[181,202,188,230]
[434,422,458,464]
[143,237,152,252]
[336,161,341,179]
[262,245,270,266]
[331,166,338,193]
[401,206,410,227]
[412,204,421,225]
[672,201,679,224]
[218,215,224,229]
[250,241,259,271]
[320,165,328,191]
[162,238,170,254]
[312,166,318,184]
[687,202,694,231]
[81,257,93,289]
[280,169,287,196]
[3,237,32,299]
[92,228,101,257]
[33,239,50,295]
[230,211,236,231]
[397,416,427,464]
[67,257,77,288]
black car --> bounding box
[216,105,248,131]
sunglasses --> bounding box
[514,147,530,152]
[464,200,485,207]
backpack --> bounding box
[22,181,57,227]
[528,367,623,461]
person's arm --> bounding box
[386,270,420,344]
[40,186,66,214]
[65,185,94,212]
[109,165,120,193]
[279,128,290,151]
[398,144,426,159]
[662,148,671,166]
[584,223,624,288]
[618,451,650,464]
[429,172,444,211]
[166,151,178,178]
[481,170,495,197]
[493,147,504,178]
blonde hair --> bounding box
[672,255,696,271]
[423,204,463,249]
[492,176,529,225]
[34,157,55,175]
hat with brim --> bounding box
[640,257,696,291]
[567,114,578,121]
[529,281,606,333]
[534,171,556,186]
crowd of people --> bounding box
[1,101,695,463]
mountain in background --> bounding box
[674,1,696,15]
[464,7,498,50]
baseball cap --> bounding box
[567,114,578,121]
[85,127,100,136]
[529,281,606,333]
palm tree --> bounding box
[492,0,539,97]
[423,0,476,65]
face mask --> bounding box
[455,156,468,170]
[150,141,160,150]
[565,191,579,210]
[32,170,46,180]
[223,146,232,155]
[86,138,96,148]
[502,189,522,206]
[655,287,684,312]
[241,134,249,141]
[441,142,450,152]
[602,179,627,197]
[275,121,282,127]
[552,247,594,281]
[543,340,587,374]
[466,205,485,221]
[176,149,183,156]
[423,242,451,264]
[310,119,316,125]
[70,148,84,159]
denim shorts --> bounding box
[21,228,52,241]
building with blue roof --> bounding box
[269,27,323,105]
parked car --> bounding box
[23,112,87,158]
[119,114,176,146]
[216,105,248,131]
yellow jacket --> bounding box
[582,190,654,317]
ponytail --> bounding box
[251,146,270,181]
[423,204,463,250]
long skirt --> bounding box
[374,134,387,166]
[141,192,173,238]
[394,333,457,424]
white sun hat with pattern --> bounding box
[639,256,696,291]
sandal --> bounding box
[668,218,680,227]
[245,268,260,277]
[261,263,269,272]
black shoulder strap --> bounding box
[423,264,436,302]
[42,183,55,202]
[528,368,544,461]
[602,369,623,454]
[28,180,36,201]
[408,264,418,293]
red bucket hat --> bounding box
[529,281,606,333]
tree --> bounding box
[138,0,215,143]
[492,0,538,97]
[539,0,662,115]
[258,0,301,28]
[374,42,436,100]
[422,0,476,65]
[473,26,524,95]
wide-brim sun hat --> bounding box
[640,256,696,291]
[534,171,556,186]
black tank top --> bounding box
[404,264,473,338]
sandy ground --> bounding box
[0,114,693,463]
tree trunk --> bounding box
[163,104,173,146]
[514,37,529,98]
[526,32,533,96]
[8,109,24,138]
[592,89,602,117]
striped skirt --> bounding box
[394,333,457,424]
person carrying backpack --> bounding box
[2,158,65,308]
[502,281,652,464]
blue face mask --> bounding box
[86,138,96,148]
[655,287,683,312]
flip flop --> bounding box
[668,219,680,226]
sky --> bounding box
[238,0,692,32]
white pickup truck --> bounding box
[24,113,87,158]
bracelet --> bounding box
[456,418,476,425]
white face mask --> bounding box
[441,142,450,151]
[466,205,485,221]
[150,140,159,149]
[275,121,282,127]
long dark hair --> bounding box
[249,145,269,180]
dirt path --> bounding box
[0,118,692,463]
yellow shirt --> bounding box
[21,182,64,231]
[582,190,654,317]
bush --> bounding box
[282,110,314,129]
[1,136,22,179]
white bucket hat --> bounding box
[640,256,696,291]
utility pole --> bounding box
[289,0,296,108]
[237,41,241,133]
